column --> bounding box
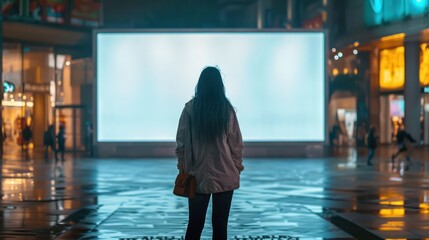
[404,41,421,143]
[33,94,47,148]
[286,0,295,28]
[257,0,264,29]
[355,51,370,146]
[369,49,380,136]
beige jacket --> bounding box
[175,100,244,194]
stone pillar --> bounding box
[404,41,421,143]
[32,94,47,148]
[369,49,380,135]
[356,51,370,146]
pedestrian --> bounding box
[85,122,94,157]
[175,66,244,240]
[43,125,56,159]
[22,124,32,150]
[56,125,66,162]
[391,125,416,164]
[366,125,378,165]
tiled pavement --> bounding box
[1,146,429,239]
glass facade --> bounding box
[1,44,90,152]
[378,44,429,144]
[365,0,429,27]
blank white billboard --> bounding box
[96,31,325,142]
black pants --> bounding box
[185,190,234,240]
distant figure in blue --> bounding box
[175,66,244,240]
[56,125,66,163]
[366,125,378,166]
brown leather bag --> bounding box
[173,113,196,198]
[173,172,196,198]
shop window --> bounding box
[379,47,405,90]
[420,43,429,86]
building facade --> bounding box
[328,0,429,146]
[1,0,98,154]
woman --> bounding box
[175,66,244,240]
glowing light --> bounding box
[420,44,429,86]
[354,68,358,74]
[389,177,403,182]
[343,68,349,74]
[379,208,405,217]
[420,203,429,210]
[353,41,359,47]
[380,201,404,206]
[369,0,383,13]
[413,0,426,6]
[65,61,71,66]
[332,48,336,52]
[380,33,405,42]
[338,52,343,57]
[334,55,339,60]
[23,95,27,100]
[379,221,404,231]
[2,100,34,107]
[98,32,326,142]
[353,49,358,55]
[18,93,22,97]
[332,68,339,76]
[380,46,405,89]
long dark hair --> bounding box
[192,66,233,143]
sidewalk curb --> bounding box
[331,214,383,240]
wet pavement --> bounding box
[1,145,429,239]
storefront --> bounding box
[377,44,429,144]
[328,52,361,146]
[0,0,98,154]
[1,43,91,152]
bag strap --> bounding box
[188,113,195,174]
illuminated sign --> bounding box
[366,0,429,27]
[379,47,405,90]
[369,0,383,13]
[24,83,50,93]
[3,81,15,93]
